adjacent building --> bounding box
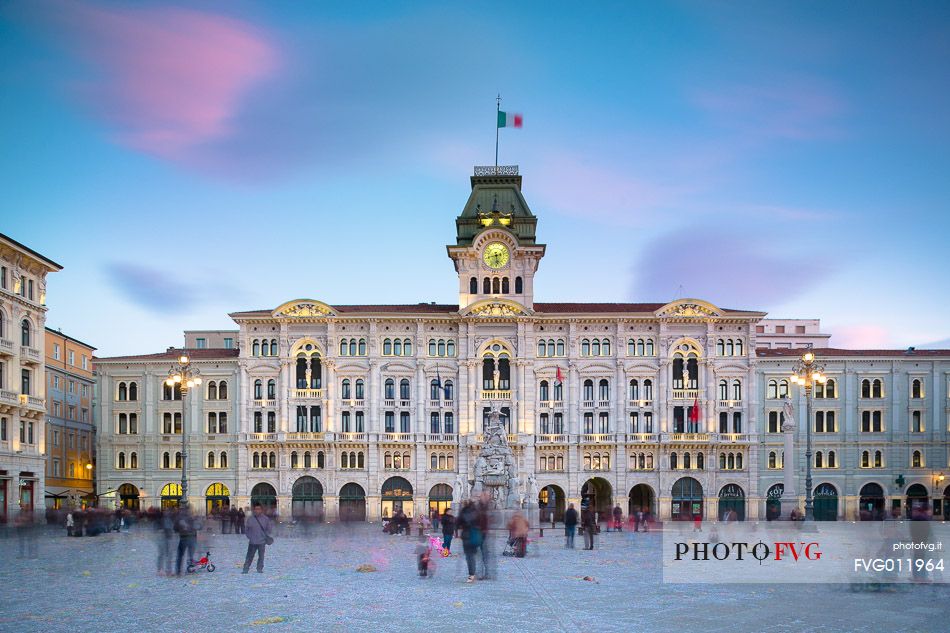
[44,328,96,509]
[0,233,62,522]
[92,168,950,523]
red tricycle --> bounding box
[187,551,216,573]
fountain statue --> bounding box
[470,403,520,509]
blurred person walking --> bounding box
[156,508,174,576]
[581,506,596,550]
[564,503,578,549]
[457,500,483,583]
[174,506,198,576]
[440,508,456,553]
[506,511,529,558]
[243,503,274,574]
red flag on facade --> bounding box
[555,366,564,385]
[689,397,700,423]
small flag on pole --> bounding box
[555,367,564,386]
[497,111,523,128]
[689,397,700,423]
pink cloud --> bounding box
[47,3,279,159]
[828,324,893,349]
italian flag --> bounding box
[498,111,523,128]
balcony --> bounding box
[285,432,325,441]
[341,399,365,408]
[160,434,181,442]
[253,398,277,408]
[336,432,366,442]
[582,400,595,409]
[626,433,658,443]
[249,433,278,442]
[0,338,13,356]
[382,432,413,443]
[429,399,455,408]
[666,433,710,442]
[539,400,564,410]
[481,390,511,400]
[671,389,701,400]
[0,389,18,407]
[20,346,41,364]
[425,433,458,443]
[580,433,617,444]
[399,399,412,408]
[19,394,45,413]
[292,389,324,400]
[536,434,568,444]
[719,433,751,443]
[717,399,742,408]
[628,399,653,408]
[597,400,611,408]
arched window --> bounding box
[438,340,446,356]
[175,452,182,469]
[483,277,491,294]
[828,450,836,468]
[304,451,311,468]
[355,379,364,399]
[393,339,402,356]
[342,379,351,400]
[118,452,126,469]
[444,381,454,400]
[726,340,734,356]
[583,379,594,401]
[720,453,727,469]
[538,340,546,357]
[399,378,411,400]
[340,339,348,356]
[207,451,215,468]
[384,378,395,399]
[719,380,729,400]
[670,452,678,470]
[768,451,776,469]
[736,340,744,356]
[252,452,260,469]
[598,379,609,401]
[515,276,523,293]
[716,340,725,356]
[603,339,611,355]
[873,450,882,468]
[736,453,742,469]
[824,378,835,398]
[684,453,691,469]
[502,277,510,293]
[912,450,923,468]
[872,379,883,398]
[21,319,30,346]
[130,452,138,469]
[629,379,639,400]
[128,382,138,400]
[492,277,500,294]
[581,340,590,356]
[358,339,366,355]
[732,380,742,401]
[349,339,357,356]
[118,382,128,401]
[447,340,456,356]
[317,451,325,468]
[383,339,392,355]
[254,379,262,400]
[861,450,870,468]
[643,380,653,401]
[220,452,227,468]
[592,339,600,356]
[270,339,277,355]
[217,381,227,399]
[269,452,276,468]
[861,379,871,398]
[470,277,478,294]
[267,379,276,399]
[429,339,438,356]
[207,381,217,400]
[815,451,824,468]
[697,453,704,470]
[539,380,549,402]
[404,338,412,356]
[252,340,260,356]
[767,379,777,399]
[261,340,270,356]
[911,379,923,399]
[291,451,299,469]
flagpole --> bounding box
[495,94,501,169]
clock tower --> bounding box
[447,166,546,310]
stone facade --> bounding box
[0,233,62,522]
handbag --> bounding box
[254,515,274,545]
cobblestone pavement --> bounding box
[0,523,946,633]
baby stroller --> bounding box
[502,536,527,558]
[187,551,216,573]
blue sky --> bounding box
[2,1,949,356]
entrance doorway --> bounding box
[717,484,746,521]
[858,483,886,520]
[428,484,453,517]
[671,477,703,521]
[292,477,324,520]
[339,482,366,521]
[628,484,655,519]
[766,483,784,520]
[539,484,566,523]
[118,483,140,511]
[19,478,34,511]
[381,477,413,519]
[581,477,612,518]
[205,483,231,515]
[160,483,182,509]
[0,479,6,523]
[250,482,277,510]
[813,483,838,521]
[905,484,929,518]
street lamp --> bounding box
[166,354,201,507]
[932,471,946,493]
[790,350,826,521]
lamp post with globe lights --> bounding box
[789,350,826,521]
[166,355,201,507]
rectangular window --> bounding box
[795,325,806,334]
[28,422,34,444]
[755,325,765,333]
[82,385,88,397]
[196,338,207,349]
[0,266,5,289]
[81,355,88,369]
[775,325,785,333]
[385,411,395,433]
[68,405,76,420]
[28,279,33,300]
[0,417,6,441]
[53,459,61,477]
[53,430,59,446]
[223,338,234,349]
[54,402,61,416]
[399,412,410,433]
[69,381,75,393]
[68,350,75,365]
[53,343,60,360]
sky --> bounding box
[2,1,949,356]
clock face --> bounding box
[483,242,510,269]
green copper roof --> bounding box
[455,174,538,245]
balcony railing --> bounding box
[399,399,412,408]
[249,433,278,442]
[473,434,519,444]
[292,389,324,399]
[536,434,568,444]
[342,399,365,408]
[582,400,595,409]
[626,433,658,443]
[383,433,413,442]
[667,433,710,442]
[539,400,564,410]
[336,432,366,442]
[20,346,41,364]
[628,399,653,407]
[429,399,455,408]
[481,390,511,400]
[717,399,742,408]
[253,398,277,408]
[718,433,750,443]
[671,389,701,400]
[285,432,325,441]
[0,389,18,406]
[19,394,45,410]
[0,338,13,355]
[597,400,611,408]
[580,433,617,444]
[425,433,458,443]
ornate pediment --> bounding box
[462,298,533,319]
[272,299,337,319]
[656,299,721,319]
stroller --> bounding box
[502,536,527,558]
[187,551,216,573]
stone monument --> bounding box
[470,404,520,510]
